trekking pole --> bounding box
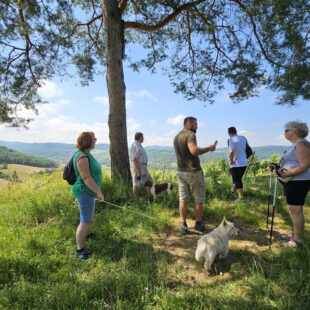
[269,177,278,248]
[243,151,255,181]
[266,172,273,228]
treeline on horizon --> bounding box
[0,142,289,169]
[0,146,58,168]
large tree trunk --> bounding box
[103,0,131,184]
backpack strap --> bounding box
[76,154,88,162]
[74,151,90,179]
[241,135,249,144]
[76,151,89,162]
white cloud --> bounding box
[143,129,177,146]
[127,118,141,132]
[0,115,109,144]
[37,80,64,99]
[167,114,186,126]
[0,94,109,144]
[125,89,158,108]
[128,89,157,100]
[93,95,133,108]
[238,129,255,138]
[6,98,70,122]
[93,96,109,105]
[126,99,133,108]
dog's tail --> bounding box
[195,241,207,262]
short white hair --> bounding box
[285,121,308,138]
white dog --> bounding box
[195,218,239,271]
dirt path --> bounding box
[153,220,285,285]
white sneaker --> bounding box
[150,184,156,200]
[167,183,173,198]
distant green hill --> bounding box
[0,140,289,169]
[0,141,110,164]
[146,145,288,169]
[0,146,58,168]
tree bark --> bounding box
[103,0,131,184]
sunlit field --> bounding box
[1,164,50,182]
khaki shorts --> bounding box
[133,164,153,186]
[176,170,205,203]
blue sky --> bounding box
[0,64,309,148]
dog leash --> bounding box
[102,201,204,235]
[104,201,170,225]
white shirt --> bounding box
[130,140,148,164]
[228,135,247,168]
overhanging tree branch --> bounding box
[18,3,40,86]
[194,5,234,63]
[206,49,219,93]
[0,40,25,51]
[69,14,103,38]
[125,0,206,31]
[232,0,284,68]
[186,10,195,72]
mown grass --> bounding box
[0,164,52,185]
[0,167,309,309]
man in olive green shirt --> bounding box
[174,116,217,234]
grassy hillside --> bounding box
[0,146,58,168]
[0,164,53,184]
[0,167,309,309]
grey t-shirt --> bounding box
[174,129,201,172]
[281,140,310,181]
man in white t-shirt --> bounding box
[227,127,248,200]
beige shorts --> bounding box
[176,170,205,203]
[133,164,153,186]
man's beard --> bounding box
[190,128,196,133]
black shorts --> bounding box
[282,180,310,205]
[230,166,247,189]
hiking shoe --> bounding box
[167,183,173,198]
[280,233,292,241]
[180,222,188,235]
[75,248,91,261]
[194,221,205,233]
[284,239,304,248]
